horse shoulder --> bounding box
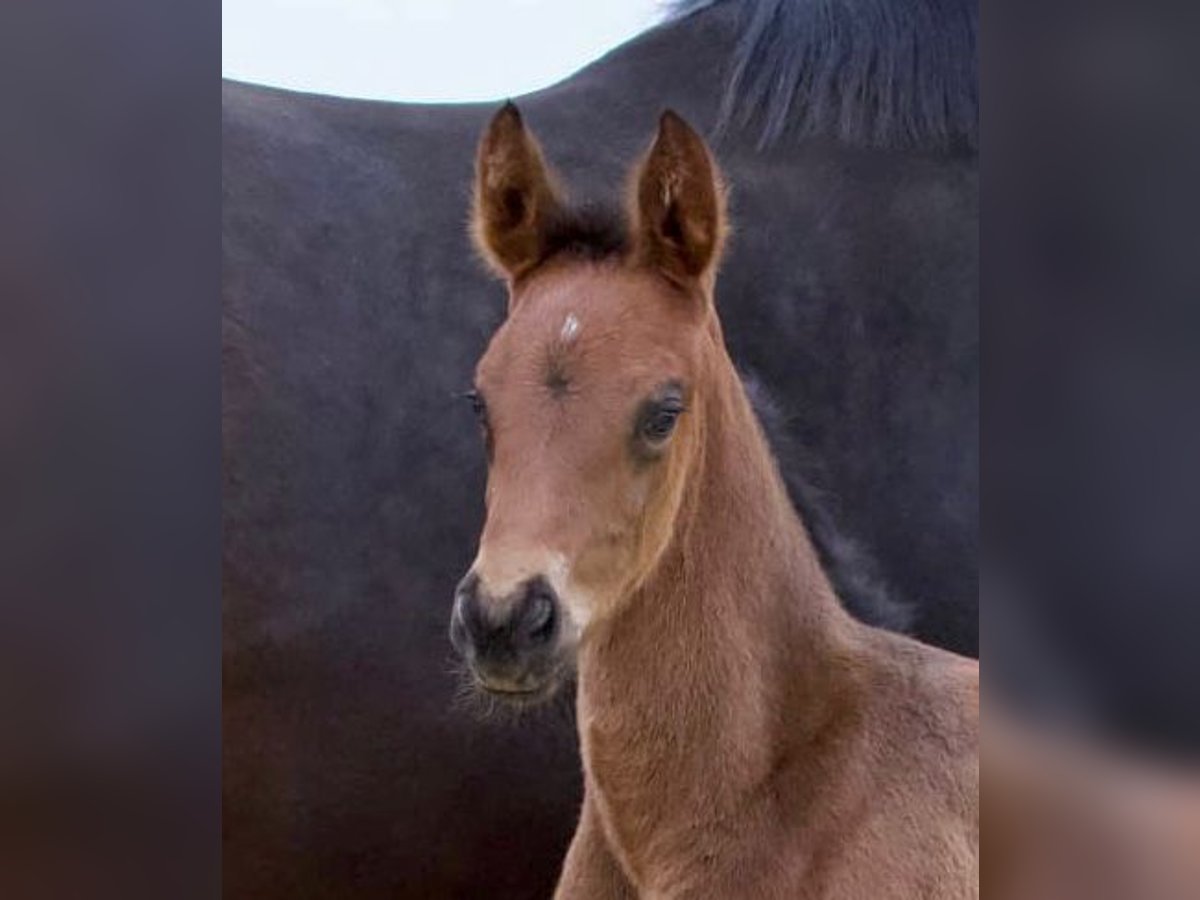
[831,632,980,895]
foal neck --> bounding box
[576,339,862,833]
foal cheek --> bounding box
[565,455,674,603]
[572,520,634,594]
[607,467,674,583]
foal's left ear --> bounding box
[631,111,727,288]
[472,102,564,282]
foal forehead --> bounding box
[518,264,650,332]
[482,264,693,384]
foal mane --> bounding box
[666,0,978,151]
[539,203,629,264]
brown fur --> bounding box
[472,102,567,282]
[631,111,727,289]
[467,105,979,899]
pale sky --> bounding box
[222,0,670,102]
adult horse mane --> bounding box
[669,0,978,149]
[222,1,978,896]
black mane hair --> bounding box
[541,202,629,263]
[667,0,977,151]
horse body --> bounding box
[223,2,977,895]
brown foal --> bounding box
[449,104,979,899]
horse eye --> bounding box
[462,390,488,424]
[640,403,682,443]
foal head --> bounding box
[450,104,728,702]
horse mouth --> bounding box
[470,665,570,707]
[483,682,541,697]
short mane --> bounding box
[541,203,629,263]
[667,0,978,151]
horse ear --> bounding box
[472,102,564,281]
[631,110,726,287]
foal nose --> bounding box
[450,573,559,681]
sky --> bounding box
[222,0,670,102]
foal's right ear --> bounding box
[471,102,564,281]
[630,110,726,288]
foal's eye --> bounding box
[639,399,684,445]
[462,389,493,458]
[462,389,488,425]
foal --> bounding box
[450,104,979,899]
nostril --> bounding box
[524,591,557,643]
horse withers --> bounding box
[449,104,979,899]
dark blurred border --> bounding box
[983,0,1200,754]
[0,0,219,897]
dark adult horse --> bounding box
[222,1,978,897]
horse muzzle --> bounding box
[450,571,565,699]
